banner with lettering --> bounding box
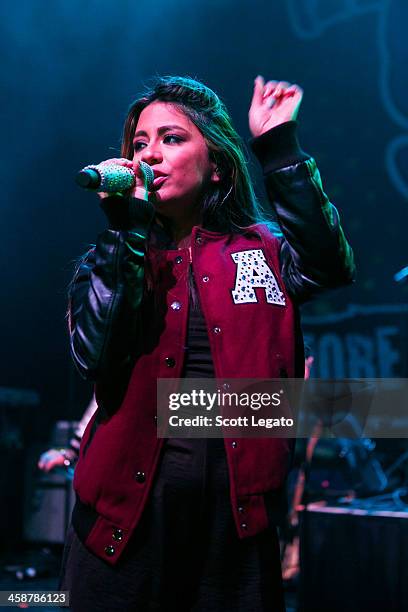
[302,304,408,378]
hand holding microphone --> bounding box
[76,158,156,231]
[76,158,154,200]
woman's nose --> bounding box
[141,146,163,165]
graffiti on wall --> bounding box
[287,0,408,200]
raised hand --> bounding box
[249,75,304,137]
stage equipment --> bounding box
[0,387,40,552]
[23,421,77,544]
[299,499,408,612]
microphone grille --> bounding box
[139,161,154,187]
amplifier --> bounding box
[299,501,408,612]
[23,426,77,544]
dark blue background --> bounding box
[1,0,407,428]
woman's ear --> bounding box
[210,162,222,183]
[209,152,222,183]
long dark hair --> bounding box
[121,75,275,233]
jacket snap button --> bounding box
[175,255,183,264]
[104,545,115,556]
[195,235,203,245]
[165,357,176,368]
[241,523,248,530]
[170,301,181,311]
[112,528,123,541]
[223,382,231,390]
[238,506,244,514]
[231,441,238,448]
[213,327,221,334]
[135,471,146,483]
[202,275,210,283]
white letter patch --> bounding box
[231,249,286,305]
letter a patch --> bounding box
[231,249,286,305]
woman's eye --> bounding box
[164,134,183,144]
[133,141,146,152]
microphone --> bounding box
[76,161,154,193]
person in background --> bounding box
[281,346,315,583]
[38,395,97,473]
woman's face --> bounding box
[132,101,220,218]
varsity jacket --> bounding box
[68,121,355,564]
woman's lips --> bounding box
[151,175,167,190]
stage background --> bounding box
[1,0,407,431]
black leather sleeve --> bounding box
[68,195,154,380]
[250,121,355,302]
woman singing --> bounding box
[61,75,355,611]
